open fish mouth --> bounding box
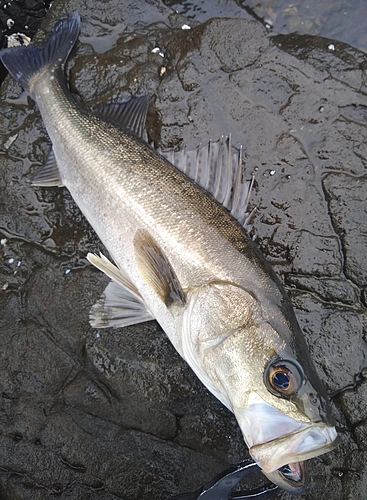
[248,422,340,493]
[238,398,340,492]
[248,422,339,473]
[263,461,307,494]
[237,395,339,478]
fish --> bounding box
[0,11,340,493]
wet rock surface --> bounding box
[0,0,367,499]
[241,0,367,54]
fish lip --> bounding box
[249,423,340,474]
[237,396,339,473]
[262,461,307,494]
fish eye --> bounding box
[265,359,304,397]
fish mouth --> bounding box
[262,461,307,494]
[248,425,340,493]
[235,397,340,492]
[249,423,339,474]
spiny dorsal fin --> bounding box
[133,229,185,307]
[94,96,148,140]
[31,147,64,187]
[87,252,154,328]
[158,136,256,232]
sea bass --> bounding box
[0,12,339,493]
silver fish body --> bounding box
[0,12,339,493]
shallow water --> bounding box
[162,0,367,52]
[242,0,367,52]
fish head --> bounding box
[235,352,339,492]
[182,281,339,492]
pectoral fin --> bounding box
[133,229,185,307]
[87,252,154,328]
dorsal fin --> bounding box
[94,95,148,140]
[158,136,256,232]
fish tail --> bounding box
[0,11,80,96]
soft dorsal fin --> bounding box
[94,95,149,140]
[87,252,154,328]
[158,136,256,231]
[133,229,185,307]
[31,96,149,188]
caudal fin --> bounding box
[0,11,80,96]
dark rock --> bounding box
[323,173,367,287]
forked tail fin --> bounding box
[0,11,80,97]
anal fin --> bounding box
[31,147,64,187]
[87,253,154,329]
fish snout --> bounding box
[235,396,339,492]
[249,424,339,473]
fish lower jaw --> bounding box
[249,424,339,474]
[263,462,307,495]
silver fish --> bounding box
[0,11,339,493]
